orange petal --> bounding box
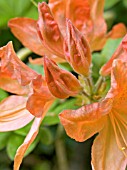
[64,19,91,76]
[0,74,30,95]
[100,34,127,76]
[37,2,64,58]
[26,94,54,117]
[109,59,127,112]
[92,118,127,170]
[107,23,127,39]
[0,42,38,86]
[26,75,54,117]
[0,95,34,132]
[59,103,107,142]
[44,57,81,99]
[14,101,52,170]
[14,117,41,170]
[49,0,91,36]
[8,18,51,56]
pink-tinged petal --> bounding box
[8,18,51,56]
[44,57,81,99]
[14,117,41,170]
[107,23,127,39]
[37,2,64,58]
[14,101,52,170]
[59,103,107,142]
[92,118,127,170]
[0,74,30,95]
[64,19,91,76]
[100,34,127,76]
[0,96,34,132]
[0,42,38,86]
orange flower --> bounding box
[0,42,54,170]
[8,1,126,66]
[49,0,126,51]
[59,59,127,169]
[8,2,65,63]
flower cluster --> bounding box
[0,0,127,170]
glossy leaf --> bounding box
[0,0,38,28]
[39,127,53,145]
[0,88,8,101]
[0,132,11,150]
[104,0,120,9]
[7,133,39,160]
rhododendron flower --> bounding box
[0,42,55,170]
[0,41,83,170]
[8,1,126,65]
[49,0,126,51]
[59,59,127,169]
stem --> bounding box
[94,76,104,94]
[55,124,69,170]
[30,0,38,8]
[17,48,32,60]
[86,76,93,94]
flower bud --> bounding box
[44,57,81,99]
[37,2,64,58]
[64,19,91,76]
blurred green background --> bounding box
[0,0,127,170]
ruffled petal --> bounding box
[92,118,127,170]
[0,42,38,86]
[37,2,64,58]
[59,102,107,142]
[49,0,91,36]
[8,18,51,56]
[0,74,30,95]
[0,95,34,131]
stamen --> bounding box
[109,112,127,157]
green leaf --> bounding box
[7,133,39,160]
[92,38,122,80]
[101,38,122,62]
[58,63,73,72]
[42,99,79,125]
[104,0,120,9]
[39,127,53,145]
[33,161,51,170]
[0,0,38,28]
[0,88,9,101]
[14,121,33,136]
[0,132,11,150]
[28,63,44,75]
